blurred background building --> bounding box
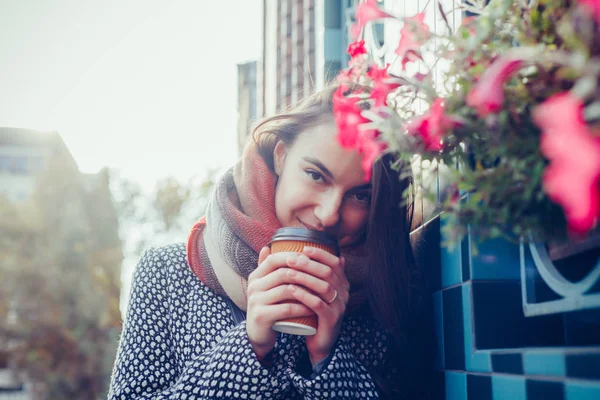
[0,127,122,399]
[236,62,258,157]
[237,0,355,153]
[0,128,75,202]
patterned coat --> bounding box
[108,243,396,399]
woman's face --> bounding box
[273,118,372,248]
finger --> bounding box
[250,265,332,296]
[252,302,314,326]
[258,246,270,265]
[287,284,335,319]
[249,251,300,281]
[251,283,302,307]
[302,246,343,274]
[285,268,336,303]
[288,254,340,285]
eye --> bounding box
[351,192,371,204]
[305,169,325,182]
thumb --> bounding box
[258,246,271,264]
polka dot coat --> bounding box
[108,243,394,399]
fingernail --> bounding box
[296,254,309,265]
[303,246,315,255]
[287,255,297,266]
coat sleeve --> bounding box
[285,321,384,399]
[107,248,291,399]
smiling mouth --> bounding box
[297,218,321,231]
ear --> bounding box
[273,141,287,176]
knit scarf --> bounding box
[186,142,369,312]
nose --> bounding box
[314,191,342,229]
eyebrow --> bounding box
[302,156,372,191]
[303,157,334,180]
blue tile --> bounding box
[444,285,465,370]
[491,353,523,374]
[565,380,600,400]
[462,284,492,372]
[441,229,464,288]
[433,371,446,400]
[563,309,600,346]
[461,236,470,281]
[467,374,492,400]
[434,291,445,370]
[566,353,600,380]
[445,371,467,400]
[470,237,521,281]
[471,281,564,349]
[491,375,526,400]
[523,351,566,377]
[526,380,564,400]
[411,216,442,292]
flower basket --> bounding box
[333,0,600,249]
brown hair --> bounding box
[252,83,432,399]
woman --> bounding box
[108,84,433,399]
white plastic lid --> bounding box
[272,321,317,336]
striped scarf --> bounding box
[186,142,368,311]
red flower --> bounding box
[333,85,369,148]
[466,56,524,117]
[533,92,600,233]
[367,64,401,107]
[347,39,367,58]
[333,85,385,181]
[405,98,461,151]
[352,0,393,39]
[358,130,387,181]
[394,13,430,70]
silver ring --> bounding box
[326,289,338,304]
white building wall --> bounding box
[0,145,48,202]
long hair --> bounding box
[252,83,432,399]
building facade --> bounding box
[237,61,258,157]
[237,0,355,151]
[258,0,354,116]
[0,128,77,203]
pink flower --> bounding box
[347,39,367,58]
[533,92,600,234]
[333,85,385,181]
[579,0,600,30]
[358,131,387,181]
[367,64,401,107]
[405,98,461,151]
[352,0,393,39]
[466,56,524,117]
[394,13,430,70]
[459,16,477,36]
[333,85,369,148]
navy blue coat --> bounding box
[108,244,395,399]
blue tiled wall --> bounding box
[414,216,600,399]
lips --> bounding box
[297,218,322,232]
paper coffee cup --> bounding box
[269,227,339,336]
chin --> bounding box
[338,233,366,249]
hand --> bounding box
[285,246,349,366]
[246,247,314,359]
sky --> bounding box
[0,0,262,314]
[0,0,261,189]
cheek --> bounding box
[274,179,310,220]
[340,206,369,234]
